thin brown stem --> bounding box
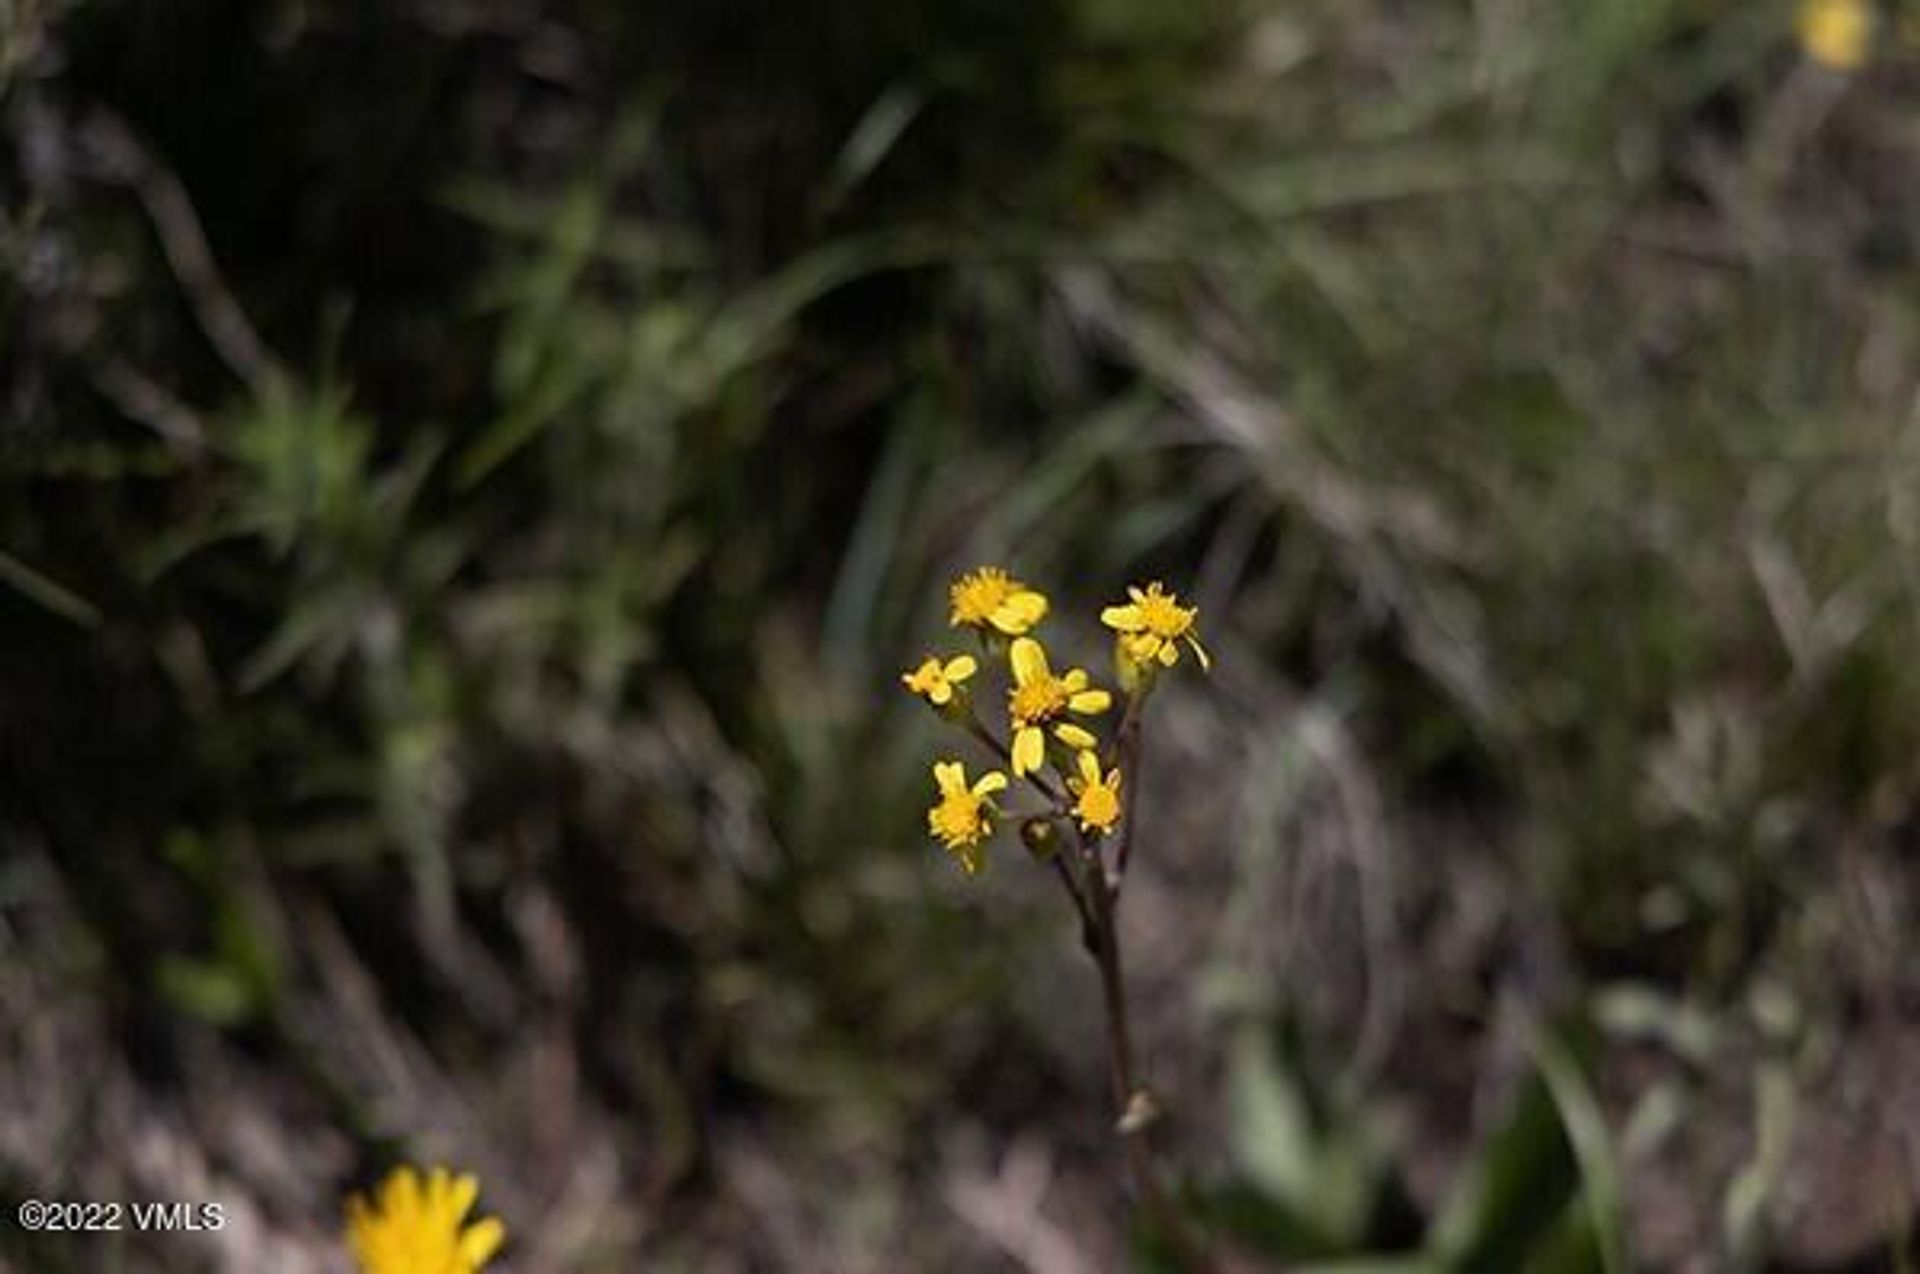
[970,707,1092,943]
[974,676,1202,1260]
[1085,848,1136,1105]
[1111,697,1146,888]
[1053,688,1209,1268]
[965,713,1064,805]
[1048,852,1098,952]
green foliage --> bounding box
[1188,1008,1628,1274]
[4,0,1917,1267]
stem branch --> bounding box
[966,712,1063,804]
[1048,852,1097,950]
[1111,696,1145,887]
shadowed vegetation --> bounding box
[3,0,1918,1269]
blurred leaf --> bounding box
[1722,1061,1795,1269]
[1591,982,1720,1066]
[224,375,374,554]
[1225,1020,1381,1252]
[0,550,101,628]
[1191,1182,1378,1265]
[1529,1024,1629,1274]
[1426,1059,1579,1268]
[156,956,257,1028]
[237,587,362,692]
[824,408,928,674]
[818,83,925,212]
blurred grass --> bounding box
[4,0,1920,1269]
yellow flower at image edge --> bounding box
[901,653,978,706]
[928,760,1007,875]
[346,1166,505,1274]
[1797,0,1872,69]
[1068,750,1122,836]
[1102,582,1210,672]
[949,566,1049,636]
[1007,637,1112,777]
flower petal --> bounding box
[943,654,978,682]
[1158,641,1179,667]
[1009,637,1047,685]
[1187,635,1212,671]
[993,590,1049,633]
[934,761,965,793]
[930,681,953,705]
[973,770,1008,796]
[387,1166,421,1216]
[460,1215,508,1266]
[1076,749,1101,784]
[1012,727,1045,777]
[1101,604,1142,631]
[1055,723,1098,751]
[1068,688,1112,714]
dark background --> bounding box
[4,1,1919,1268]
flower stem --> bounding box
[1110,695,1146,887]
[1074,821,1207,1268]
[965,712,1064,805]
[1084,847,1138,1105]
[1049,851,1097,949]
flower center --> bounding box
[1077,783,1120,828]
[931,792,984,842]
[951,570,1013,624]
[1009,676,1068,724]
[1137,589,1191,637]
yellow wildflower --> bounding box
[1007,636,1111,777]
[1797,0,1873,69]
[949,566,1049,636]
[901,653,978,707]
[1068,750,1122,836]
[1101,582,1210,672]
[346,1165,505,1274]
[928,759,1008,874]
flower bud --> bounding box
[1118,1088,1162,1135]
[934,685,972,725]
[1019,816,1059,862]
[1114,635,1155,696]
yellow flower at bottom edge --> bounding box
[949,566,1050,636]
[1068,750,1122,836]
[1797,0,1873,69]
[928,759,1008,875]
[901,653,978,707]
[1101,582,1210,673]
[1006,637,1112,777]
[346,1165,505,1274]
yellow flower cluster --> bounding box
[901,566,1209,874]
[345,1165,505,1274]
[1103,582,1210,672]
[1068,750,1123,835]
[901,653,977,706]
[928,760,1006,875]
[1797,0,1873,69]
[949,566,1048,635]
[1008,636,1109,776]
